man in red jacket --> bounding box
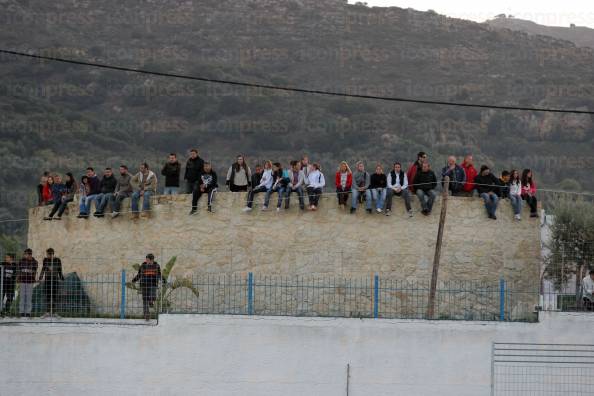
[460,154,478,197]
[406,152,427,193]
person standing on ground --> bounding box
[39,248,64,318]
[161,153,181,195]
[1,253,17,317]
[184,148,204,194]
[132,253,165,321]
[17,248,38,318]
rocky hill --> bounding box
[1,0,593,238]
[486,16,594,49]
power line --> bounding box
[2,48,594,115]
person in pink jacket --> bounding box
[521,169,538,218]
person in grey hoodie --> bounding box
[350,161,372,214]
[111,165,133,218]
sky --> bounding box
[351,0,594,28]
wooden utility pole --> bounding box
[427,176,449,319]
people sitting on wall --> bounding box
[112,165,133,219]
[184,148,204,194]
[77,175,90,218]
[413,162,438,216]
[243,160,273,212]
[385,162,412,217]
[441,156,466,196]
[460,154,477,197]
[18,248,37,318]
[131,163,157,219]
[1,253,17,317]
[37,171,50,206]
[226,154,251,193]
[190,162,218,214]
[41,174,54,206]
[306,163,325,211]
[335,161,352,209]
[161,153,181,195]
[521,169,538,218]
[94,168,118,218]
[250,164,263,188]
[474,165,501,220]
[508,170,523,221]
[351,161,372,214]
[264,162,289,211]
[369,164,387,214]
[582,270,594,311]
[77,168,100,219]
[406,151,427,194]
[285,160,305,210]
[45,172,77,220]
[498,170,510,199]
[43,174,64,220]
[39,248,64,319]
[300,155,312,206]
[131,253,165,321]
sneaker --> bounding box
[41,313,51,319]
[276,207,280,212]
[311,205,317,211]
[366,209,372,214]
[43,216,52,221]
[492,215,497,220]
[54,216,62,220]
[189,209,197,215]
[242,207,252,212]
[385,209,391,216]
[207,206,213,213]
[261,206,268,211]
[530,213,538,218]
[111,212,120,219]
[376,208,382,213]
[408,210,414,218]
[77,214,87,219]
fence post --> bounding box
[120,269,126,319]
[427,176,449,319]
[0,265,4,314]
[499,278,505,321]
[373,274,379,319]
[247,272,254,315]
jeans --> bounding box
[523,195,537,214]
[44,279,61,314]
[416,189,437,212]
[95,193,114,214]
[192,187,217,209]
[480,193,499,217]
[285,187,305,209]
[79,194,98,215]
[336,187,349,206]
[112,192,131,213]
[385,189,412,212]
[185,181,198,194]
[351,188,372,209]
[49,198,73,218]
[246,186,268,208]
[19,283,34,315]
[131,191,153,213]
[264,185,286,208]
[510,195,522,215]
[163,187,179,195]
[307,187,323,207]
[370,188,386,210]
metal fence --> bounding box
[0,271,540,322]
[492,343,594,395]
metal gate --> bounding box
[492,343,594,395]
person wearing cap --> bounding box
[582,270,594,311]
[132,254,165,321]
[17,248,38,318]
[1,253,17,317]
[39,248,64,318]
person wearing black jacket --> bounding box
[498,170,510,199]
[1,253,17,317]
[190,162,218,214]
[161,153,181,195]
[17,248,38,318]
[369,165,387,213]
[413,162,438,215]
[474,165,501,220]
[39,248,64,318]
[184,148,204,194]
[131,254,165,321]
[250,164,263,189]
[94,168,118,217]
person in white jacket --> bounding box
[582,270,594,310]
[508,169,523,221]
[243,161,273,211]
[306,163,325,211]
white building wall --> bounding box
[2,312,594,396]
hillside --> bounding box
[1,0,594,237]
[486,16,594,49]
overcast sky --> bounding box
[351,0,594,28]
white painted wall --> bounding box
[2,312,594,396]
